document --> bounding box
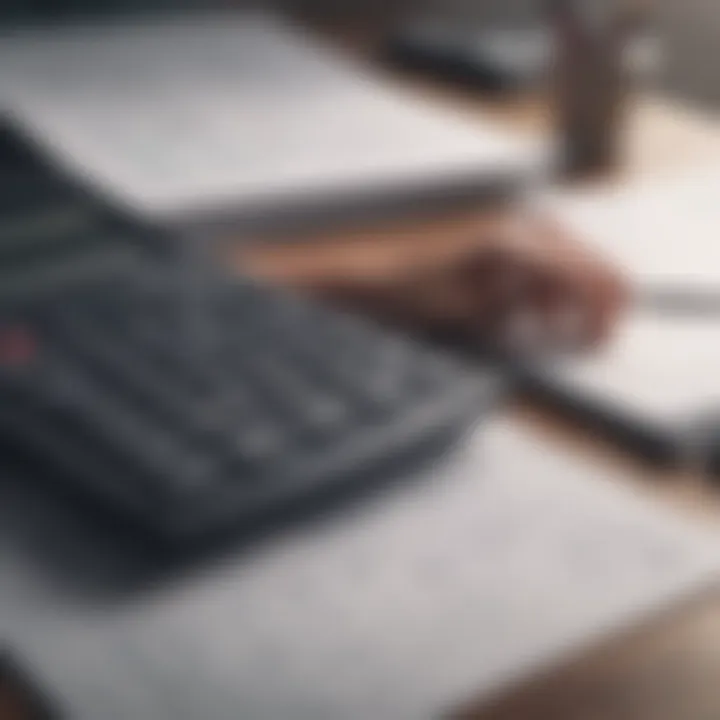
[552,311,720,426]
[534,169,720,435]
[0,11,543,226]
[2,422,719,718]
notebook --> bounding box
[0,11,545,235]
[523,310,720,461]
[524,170,720,461]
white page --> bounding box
[535,170,720,430]
[541,166,720,291]
[3,421,720,718]
[552,311,720,425]
[0,11,544,222]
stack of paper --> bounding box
[0,11,545,233]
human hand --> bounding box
[242,210,628,352]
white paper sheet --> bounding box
[541,167,720,291]
[0,11,543,222]
[553,311,720,424]
[3,421,720,718]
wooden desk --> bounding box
[227,69,720,719]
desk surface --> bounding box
[232,35,720,719]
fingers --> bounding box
[454,214,629,351]
[277,209,629,354]
[530,215,629,347]
[461,249,545,346]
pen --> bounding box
[637,288,720,317]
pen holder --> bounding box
[555,49,627,179]
[550,1,647,180]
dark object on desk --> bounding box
[0,127,169,296]
[0,270,497,541]
[0,651,57,720]
[549,0,647,178]
[385,21,549,93]
[681,411,720,477]
[0,128,501,543]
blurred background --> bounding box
[2,0,719,108]
[289,0,720,109]
[294,0,720,109]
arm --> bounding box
[238,210,628,352]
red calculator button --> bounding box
[0,326,37,367]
